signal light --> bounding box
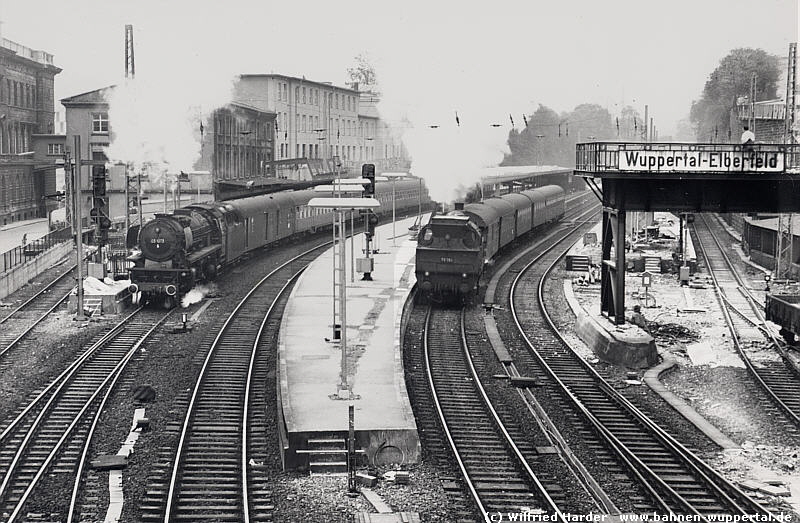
[362,163,375,197]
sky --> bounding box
[1,0,797,200]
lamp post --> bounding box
[315,179,369,282]
[308,196,381,401]
[382,172,408,247]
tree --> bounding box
[347,54,378,92]
[689,48,780,142]
[503,103,615,168]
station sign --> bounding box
[618,149,784,173]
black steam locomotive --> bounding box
[129,179,429,307]
[415,185,565,300]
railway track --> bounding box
[423,307,565,521]
[0,307,170,522]
[693,215,800,428]
[0,262,77,365]
[502,216,774,517]
[155,243,330,523]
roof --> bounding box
[480,165,572,184]
[482,198,515,217]
[227,101,277,116]
[463,203,500,228]
[61,86,116,105]
[499,193,532,211]
[745,215,800,234]
[238,73,359,94]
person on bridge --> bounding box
[741,124,755,145]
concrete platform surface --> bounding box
[278,215,425,469]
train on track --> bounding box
[765,293,800,345]
[129,178,430,307]
[415,184,566,300]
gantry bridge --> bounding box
[575,142,800,324]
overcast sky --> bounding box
[2,0,797,136]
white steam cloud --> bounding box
[181,283,217,308]
[104,46,236,185]
[372,26,537,204]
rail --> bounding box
[575,142,800,174]
[0,227,72,274]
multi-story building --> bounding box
[61,87,275,225]
[197,102,275,182]
[0,34,61,226]
[234,74,412,176]
[356,88,410,173]
[235,74,384,175]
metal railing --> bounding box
[1,227,72,274]
[575,142,800,174]
[737,102,787,121]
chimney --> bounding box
[454,202,464,211]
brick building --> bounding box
[0,35,61,226]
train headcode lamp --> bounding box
[765,273,772,292]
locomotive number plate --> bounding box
[440,257,453,264]
[150,238,165,244]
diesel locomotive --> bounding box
[129,178,430,307]
[415,184,565,300]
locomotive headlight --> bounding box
[462,273,467,278]
[424,271,430,277]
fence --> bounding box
[0,227,72,274]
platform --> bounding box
[278,215,424,470]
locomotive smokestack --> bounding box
[454,202,464,211]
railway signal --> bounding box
[362,163,375,197]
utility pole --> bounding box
[643,105,649,142]
[785,42,797,144]
[72,136,86,320]
[750,73,757,135]
[777,43,797,282]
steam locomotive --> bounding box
[415,185,565,300]
[129,178,430,307]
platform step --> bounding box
[566,255,590,271]
[644,256,661,273]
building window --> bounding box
[47,143,64,155]
[295,87,299,103]
[92,113,109,134]
[302,87,306,104]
